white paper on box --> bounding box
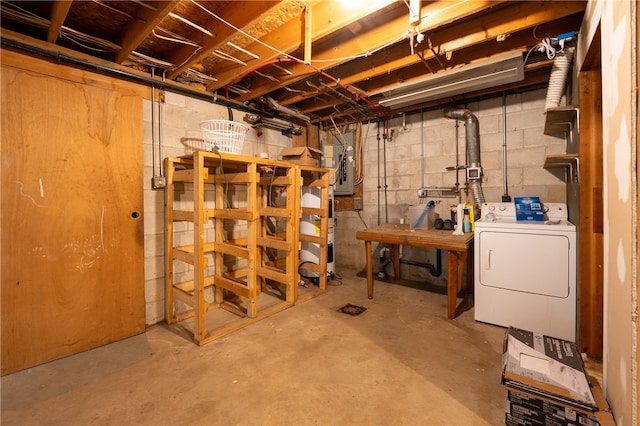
[519,353,550,376]
[502,327,597,410]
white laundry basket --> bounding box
[199,120,248,154]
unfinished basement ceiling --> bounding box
[0,0,586,126]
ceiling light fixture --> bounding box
[377,50,524,108]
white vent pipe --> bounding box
[544,46,575,110]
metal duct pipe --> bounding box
[445,109,480,165]
[267,96,311,121]
[544,46,575,110]
[445,109,485,205]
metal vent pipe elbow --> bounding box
[445,109,485,204]
[445,109,480,166]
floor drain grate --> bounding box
[337,304,367,316]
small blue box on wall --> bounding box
[515,196,544,221]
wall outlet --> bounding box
[353,197,363,210]
[152,176,166,189]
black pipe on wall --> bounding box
[1,36,269,117]
[399,249,442,277]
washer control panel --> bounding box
[480,202,568,221]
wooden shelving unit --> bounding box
[164,151,329,345]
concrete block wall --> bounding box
[142,91,291,325]
[141,87,567,324]
[333,88,568,279]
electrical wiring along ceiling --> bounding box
[0,0,586,127]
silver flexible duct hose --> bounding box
[470,181,485,205]
[445,109,485,205]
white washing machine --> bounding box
[474,202,577,341]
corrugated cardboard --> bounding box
[501,327,615,426]
[502,327,597,410]
[505,387,614,426]
[279,146,323,167]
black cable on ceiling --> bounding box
[1,35,271,118]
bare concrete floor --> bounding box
[2,270,509,425]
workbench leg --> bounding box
[391,244,400,280]
[466,242,474,296]
[365,241,374,299]
[447,251,462,319]
[457,252,467,293]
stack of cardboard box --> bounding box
[501,327,615,426]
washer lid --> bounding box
[475,218,576,232]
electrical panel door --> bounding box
[332,132,355,195]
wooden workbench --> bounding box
[356,224,474,319]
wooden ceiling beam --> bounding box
[115,1,179,64]
[325,2,584,96]
[165,1,287,80]
[233,0,503,103]
[47,1,72,44]
[205,0,399,92]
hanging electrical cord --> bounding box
[383,118,389,224]
[501,92,510,202]
[254,70,279,82]
[152,27,201,47]
[527,38,555,68]
[354,122,366,186]
[61,31,118,53]
[327,271,343,286]
[213,50,247,66]
[151,67,157,180]
[179,68,218,84]
[328,115,349,187]
[159,71,165,178]
[427,35,447,71]
[353,120,369,231]
[416,50,434,73]
[129,51,174,68]
[168,12,213,37]
[283,86,306,94]
[524,25,576,65]
[376,120,382,226]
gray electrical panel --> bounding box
[332,132,355,195]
